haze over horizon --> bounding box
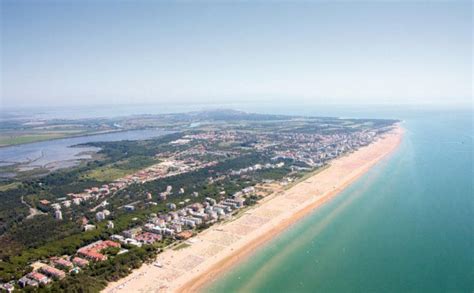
[1,1,472,109]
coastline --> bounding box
[104,125,403,293]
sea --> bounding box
[2,103,472,291]
[204,105,473,292]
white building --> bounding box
[96,211,106,221]
[54,210,63,220]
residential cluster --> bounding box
[16,238,129,288]
[109,189,248,247]
[39,157,217,221]
[10,122,391,290]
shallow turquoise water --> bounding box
[206,110,473,292]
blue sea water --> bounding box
[206,108,473,292]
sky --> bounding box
[1,0,472,108]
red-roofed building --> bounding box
[176,230,193,240]
[27,272,50,284]
[77,240,120,262]
[72,257,89,267]
[51,257,73,270]
[39,265,66,279]
[135,232,162,244]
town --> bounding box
[0,111,398,291]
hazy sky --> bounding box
[1,1,472,108]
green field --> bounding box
[172,242,191,250]
[81,166,135,181]
[81,157,159,181]
[0,182,20,192]
[0,131,87,147]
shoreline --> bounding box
[104,125,403,293]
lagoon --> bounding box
[0,129,170,173]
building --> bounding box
[0,283,14,292]
[51,258,73,270]
[122,227,142,239]
[83,224,96,231]
[159,192,167,200]
[176,231,193,240]
[124,205,135,211]
[51,203,61,210]
[26,272,50,285]
[111,234,125,242]
[150,226,162,234]
[39,199,50,205]
[134,232,162,244]
[96,211,106,221]
[77,240,120,262]
[18,277,38,288]
[54,210,63,220]
[72,257,89,268]
[125,238,142,246]
[167,203,177,210]
[39,265,66,279]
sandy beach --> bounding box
[103,126,403,293]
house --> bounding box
[72,257,89,268]
[54,210,63,220]
[0,283,14,292]
[18,277,38,288]
[39,199,50,205]
[51,203,61,210]
[39,265,66,279]
[27,272,50,285]
[124,205,135,211]
[122,227,142,239]
[96,211,106,221]
[77,240,120,262]
[124,238,142,247]
[176,231,193,240]
[111,234,125,242]
[134,232,162,244]
[83,224,96,231]
[79,251,107,262]
[51,257,73,270]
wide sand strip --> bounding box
[104,126,403,293]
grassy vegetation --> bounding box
[172,242,191,250]
[82,166,134,182]
[0,182,20,192]
[81,157,159,181]
[0,132,80,146]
